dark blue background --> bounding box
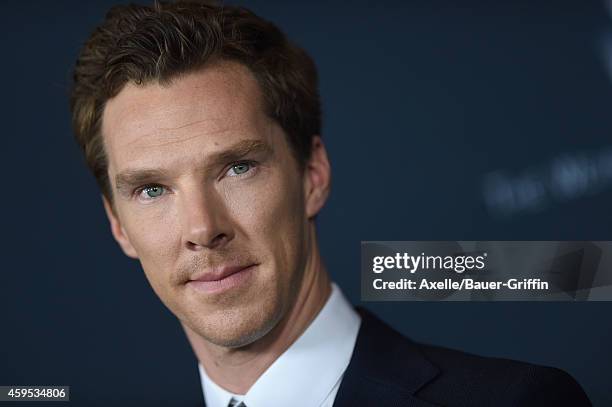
[2,0,611,405]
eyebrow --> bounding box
[114,139,272,196]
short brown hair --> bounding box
[70,1,321,199]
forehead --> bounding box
[101,61,272,174]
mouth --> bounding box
[186,264,257,294]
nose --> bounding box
[180,185,234,251]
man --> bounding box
[70,1,591,406]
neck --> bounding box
[182,225,332,394]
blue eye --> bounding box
[228,162,252,176]
[141,185,164,199]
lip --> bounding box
[187,264,257,294]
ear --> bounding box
[303,136,331,218]
[102,195,139,259]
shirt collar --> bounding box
[198,282,361,407]
[199,363,243,407]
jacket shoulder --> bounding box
[414,341,591,406]
[351,307,591,406]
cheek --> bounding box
[222,169,307,275]
[120,206,182,280]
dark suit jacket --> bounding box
[197,307,591,407]
[333,307,591,407]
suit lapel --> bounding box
[333,307,441,407]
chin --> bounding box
[186,298,284,348]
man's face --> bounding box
[101,62,313,347]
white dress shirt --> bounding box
[198,282,361,407]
